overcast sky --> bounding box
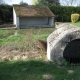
[5,0,78,6]
[5,0,32,5]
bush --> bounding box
[49,5,80,22]
[71,13,79,23]
[0,4,13,23]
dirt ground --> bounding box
[0,46,47,61]
[0,23,48,61]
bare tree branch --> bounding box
[60,0,79,6]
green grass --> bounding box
[34,34,49,40]
[70,21,80,27]
[0,60,80,80]
[0,28,55,51]
[0,34,23,47]
[0,30,14,38]
[0,27,80,80]
[0,34,22,42]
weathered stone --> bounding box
[68,70,74,74]
[43,74,54,80]
[47,23,80,62]
[21,68,27,71]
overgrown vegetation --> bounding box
[49,5,80,22]
[0,27,80,80]
[33,0,60,6]
[0,4,13,23]
[0,28,55,61]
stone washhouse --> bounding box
[47,23,80,63]
[13,5,55,28]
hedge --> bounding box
[49,5,80,22]
[0,4,13,23]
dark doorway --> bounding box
[63,39,80,64]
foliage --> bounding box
[0,4,13,23]
[19,0,28,6]
[35,0,60,6]
[0,28,80,80]
[60,59,70,67]
[35,0,49,6]
[46,0,60,5]
[71,13,79,23]
[0,28,55,51]
[49,5,80,22]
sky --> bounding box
[5,0,78,6]
[5,0,32,5]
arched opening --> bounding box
[63,39,80,64]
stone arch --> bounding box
[47,24,80,63]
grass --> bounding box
[0,34,22,45]
[0,27,80,80]
[0,28,55,61]
[0,28,55,49]
[0,60,80,80]
[70,21,80,27]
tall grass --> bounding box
[0,28,55,61]
[0,28,55,51]
[0,28,80,80]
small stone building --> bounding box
[13,5,55,28]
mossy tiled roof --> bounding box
[13,5,55,17]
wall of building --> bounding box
[47,24,80,62]
[49,17,54,27]
[13,8,16,25]
[16,17,19,28]
[19,17,49,28]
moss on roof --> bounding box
[13,5,55,17]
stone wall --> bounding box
[47,23,80,62]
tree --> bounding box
[46,0,60,5]
[60,0,80,6]
[0,5,13,23]
[20,0,28,5]
[32,0,60,6]
[37,0,49,6]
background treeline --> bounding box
[0,4,80,23]
[0,4,13,23]
[49,5,80,22]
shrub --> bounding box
[49,5,80,22]
[71,13,79,23]
[0,4,13,23]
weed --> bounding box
[60,59,70,67]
